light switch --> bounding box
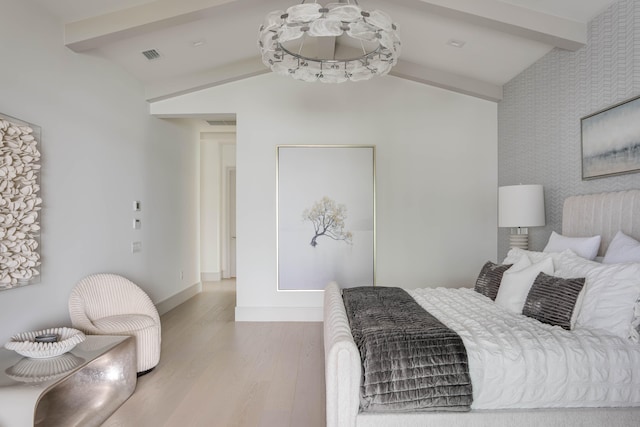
[133,219,141,229]
[133,201,141,211]
[131,241,142,253]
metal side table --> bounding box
[0,335,136,427]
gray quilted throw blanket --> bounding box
[342,286,473,412]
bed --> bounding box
[323,189,640,427]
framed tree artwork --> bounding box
[276,145,375,291]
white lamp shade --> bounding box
[498,185,545,228]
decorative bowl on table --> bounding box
[4,327,86,359]
[5,353,85,382]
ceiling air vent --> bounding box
[141,49,161,61]
[206,120,237,126]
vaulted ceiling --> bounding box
[33,0,617,102]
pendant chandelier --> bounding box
[258,0,401,83]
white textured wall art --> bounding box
[0,113,42,290]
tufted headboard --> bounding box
[562,190,640,256]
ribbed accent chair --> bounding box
[69,274,161,374]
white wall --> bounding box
[498,0,640,259]
[151,73,498,321]
[0,0,200,343]
[200,133,236,281]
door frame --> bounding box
[222,166,236,278]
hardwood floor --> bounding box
[103,280,326,427]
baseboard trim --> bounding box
[235,306,323,322]
[156,282,202,315]
[201,272,221,282]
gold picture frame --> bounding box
[276,145,376,291]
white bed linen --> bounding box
[407,287,640,410]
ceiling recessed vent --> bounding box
[206,120,237,126]
[141,49,161,61]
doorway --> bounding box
[200,118,235,282]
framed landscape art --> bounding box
[581,95,640,180]
[276,145,375,291]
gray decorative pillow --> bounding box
[523,273,585,330]
[474,261,512,301]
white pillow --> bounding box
[543,231,601,260]
[575,261,640,340]
[603,231,640,264]
[554,250,601,328]
[502,247,554,265]
[507,252,533,271]
[554,249,600,277]
[502,247,567,271]
[495,257,554,314]
[502,247,528,265]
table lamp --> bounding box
[498,184,545,250]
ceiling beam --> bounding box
[145,57,269,102]
[65,0,245,52]
[145,57,502,103]
[390,60,503,102]
[410,0,586,51]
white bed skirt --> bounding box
[355,408,640,427]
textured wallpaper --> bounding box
[497,0,640,259]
